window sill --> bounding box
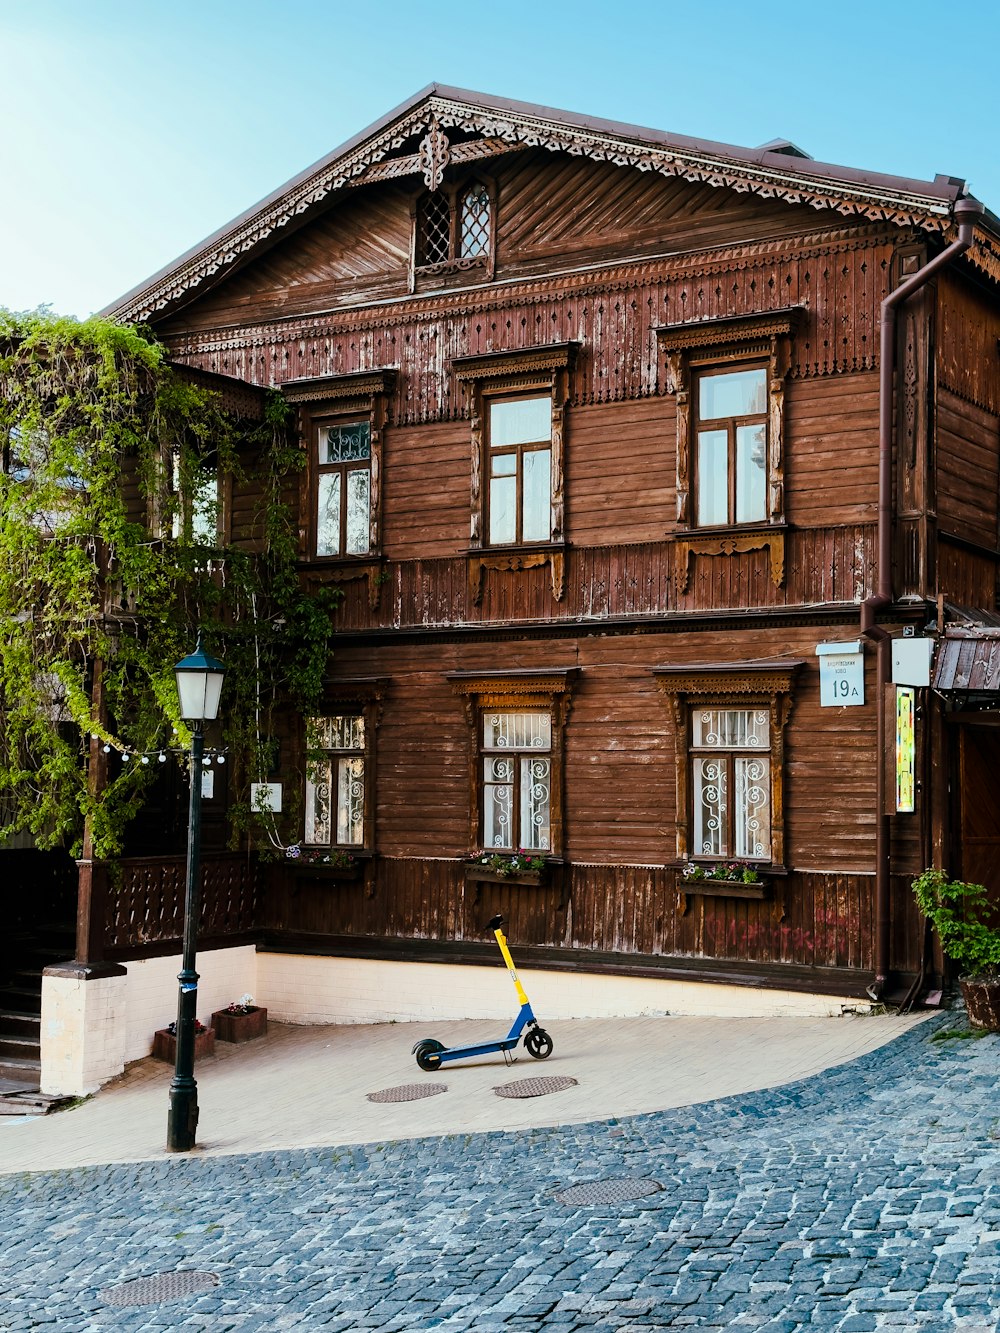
[466,545,566,604]
[671,527,785,592]
[675,866,788,921]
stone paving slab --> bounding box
[0,1011,928,1173]
[4,1013,1000,1330]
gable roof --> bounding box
[104,83,999,324]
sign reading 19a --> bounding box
[816,641,865,707]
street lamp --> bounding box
[167,634,225,1153]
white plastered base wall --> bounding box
[42,948,848,1096]
[257,953,848,1025]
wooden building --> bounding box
[32,86,1000,1092]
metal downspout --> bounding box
[863,196,984,1000]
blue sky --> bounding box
[3,0,998,319]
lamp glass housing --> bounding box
[174,642,225,721]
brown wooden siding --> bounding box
[162,234,894,423]
[327,625,882,874]
[938,270,1000,416]
[935,388,999,551]
[258,858,885,979]
[331,524,875,632]
[784,373,878,525]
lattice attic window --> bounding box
[460,183,491,258]
[417,192,451,266]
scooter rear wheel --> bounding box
[524,1028,553,1060]
[414,1039,445,1071]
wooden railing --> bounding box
[103,852,261,957]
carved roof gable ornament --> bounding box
[418,116,451,191]
[103,84,994,324]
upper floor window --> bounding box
[695,366,767,527]
[487,394,552,545]
[283,368,397,569]
[658,309,803,534]
[170,452,219,545]
[317,420,371,558]
[414,180,494,279]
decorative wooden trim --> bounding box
[468,547,566,604]
[282,369,398,405]
[452,341,579,382]
[656,309,804,355]
[447,670,577,855]
[674,530,785,593]
[110,87,959,324]
[652,662,802,867]
[659,312,802,530]
[305,558,387,611]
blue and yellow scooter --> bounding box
[412,914,553,1070]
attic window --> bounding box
[413,180,495,283]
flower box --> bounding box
[464,865,547,888]
[151,1026,215,1064]
[293,862,364,881]
[211,1006,268,1043]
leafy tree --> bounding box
[0,309,334,857]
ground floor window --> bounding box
[482,710,552,851]
[691,706,771,859]
[653,661,801,868]
[447,669,576,857]
[304,715,366,847]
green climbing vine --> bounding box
[0,308,336,858]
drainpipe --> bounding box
[862,195,984,1000]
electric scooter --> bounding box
[412,914,554,1070]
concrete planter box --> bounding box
[152,1027,215,1063]
[211,1007,268,1043]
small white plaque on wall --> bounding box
[816,640,865,707]
[251,782,282,813]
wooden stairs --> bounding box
[0,924,75,1091]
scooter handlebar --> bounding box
[487,913,504,932]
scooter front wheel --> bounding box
[524,1028,553,1060]
[413,1038,445,1071]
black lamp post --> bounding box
[167,634,225,1153]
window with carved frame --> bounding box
[282,370,396,564]
[658,309,802,532]
[301,681,385,853]
[448,670,577,858]
[451,344,577,602]
[653,662,801,869]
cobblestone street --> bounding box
[2,1014,999,1331]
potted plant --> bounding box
[464,850,548,887]
[912,868,1000,1030]
[211,993,268,1043]
[152,1018,215,1063]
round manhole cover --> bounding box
[101,1271,220,1308]
[494,1075,578,1099]
[554,1178,662,1206]
[367,1082,447,1103]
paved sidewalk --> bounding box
[2,1011,998,1332]
[0,1010,928,1173]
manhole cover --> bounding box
[101,1271,220,1308]
[494,1075,578,1099]
[367,1083,447,1103]
[554,1178,662,1206]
